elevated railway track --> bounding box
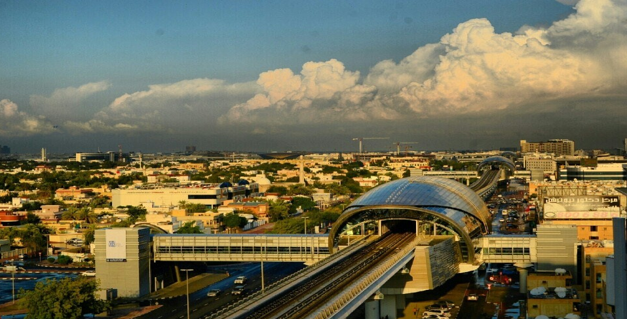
[212,233,416,319]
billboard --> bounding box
[543,195,620,219]
[105,229,127,262]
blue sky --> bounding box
[2,0,627,154]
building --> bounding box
[0,145,10,154]
[75,151,124,162]
[606,217,627,319]
[559,163,627,181]
[112,186,227,209]
[55,186,95,201]
[95,228,150,299]
[521,139,575,156]
[527,271,581,319]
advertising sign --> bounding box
[543,195,620,219]
[105,229,127,262]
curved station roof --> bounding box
[329,176,491,263]
[477,155,515,172]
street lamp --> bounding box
[303,216,309,235]
[181,269,193,319]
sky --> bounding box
[1,0,627,154]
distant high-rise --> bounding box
[41,148,47,162]
[520,139,575,156]
[624,138,627,156]
[0,145,10,154]
[185,146,196,155]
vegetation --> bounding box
[176,221,203,234]
[223,212,247,231]
[19,276,109,319]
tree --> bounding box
[268,200,290,222]
[287,184,313,196]
[84,224,97,245]
[20,276,109,319]
[289,197,317,215]
[223,212,247,231]
[266,185,288,196]
[176,221,203,234]
[24,211,41,224]
[19,224,50,254]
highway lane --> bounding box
[140,262,305,319]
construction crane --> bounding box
[393,142,418,155]
[352,137,389,153]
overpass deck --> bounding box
[153,233,331,263]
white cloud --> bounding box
[0,99,55,136]
[30,81,111,122]
[219,0,627,127]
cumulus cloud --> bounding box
[62,78,258,134]
[30,81,111,122]
[0,99,55,136]
[219,0,627,127]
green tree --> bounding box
[84,224,97,245]
[223,212,247,231]
[287,184,313,196]
[24,211,41,224]
[176,221,203,234]
[270,218,305,234]
[268,200,290,222]
[289,197,317,215]
[266,185,288,196]
[20,276,109,319]
[19,224,51,254]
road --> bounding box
[139,262,305,319]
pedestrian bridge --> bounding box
[153,233,331,263]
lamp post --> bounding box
[303,216,309,235]
[181,269,193,319]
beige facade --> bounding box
[521,139,575,156]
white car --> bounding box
[81,270,96,277]
[207,289,221,297]
[234,276,247,284]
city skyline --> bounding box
[2,0,627,154]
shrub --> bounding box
[57,255,73,265]
[47,257,56,263]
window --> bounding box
[586,280,590,289]
[589,236,599,240]
[590,226,598,231]
[585,267,590,276]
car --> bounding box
[422,310,451,318]
[207,289,221,297]
[422,315,447,319]
[18,254,27,260]
[81,270,96,277]
[232,285,245,295]
[466,293,479,301]
[433,300,455,310]
[425,305,451,312]
[234,276,247,284]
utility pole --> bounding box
[181,269,193,319]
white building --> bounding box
[112,186,227,208]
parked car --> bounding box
[207,289,221,297]
[422,315,448,319]
[18,254,27,260]
[81,270,96,277]
[231,285,245,295]
[432,300,455,310]
[425,305,449,312]
[234,276,247,284]
[422,310,451,318]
